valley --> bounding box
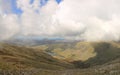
[0,41,120,75]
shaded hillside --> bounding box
[68,42,120,68]
[0,43,74,70]
[84,42,120,66]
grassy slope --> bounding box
[2,57,119,75]
[32,42,120,75]
[0,42,120,75]
[37,42,120,65]
[84,42,120,66]
[39,42,96,62]
[36,42,120,68]
[0,43,75,70]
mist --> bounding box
[1,0,120,41]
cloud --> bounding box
[0,0,19,40]
[0,0,12,13]
[0,14,19,40]
[55,0,120,41]
[1,0,120,41]
[17,0,85,37]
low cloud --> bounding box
[1,0,120,41]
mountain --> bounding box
[0,41,120,75]
[83,42,120,66]
[33,41,120,68]
[0,43,74,70]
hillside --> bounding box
[84,42,120,66]
[0,42,120,75]
[0,43,74,70]
[32,42,94,61]
[32,42,120,68]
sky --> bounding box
[11,0,62,15]
[1,0,120,41]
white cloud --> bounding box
[0,0,19,40]
[54,0,120,41]
[1,0,120,41]
[0,14,19,40]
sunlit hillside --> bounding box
[37,42,120,64]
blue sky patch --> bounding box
[56,0,62,4]
[10,0,62,15]
[11,0,23,15]
[30,0,34,4]
[40,0,48,6]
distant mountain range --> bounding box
[4,38,79,46]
